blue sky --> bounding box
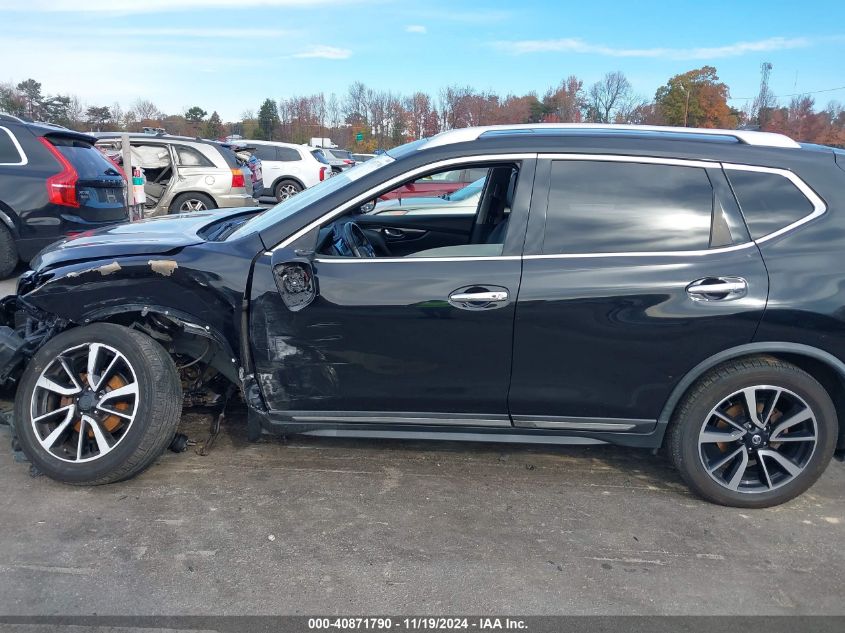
[1,0,843,121]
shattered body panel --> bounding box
[0,209,265,392]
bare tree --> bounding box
[587,71,633,123]
[131,99,162,123]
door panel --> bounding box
[510,248,768,421]
[249,256,522,415]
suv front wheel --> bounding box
[13,324,182,485]
[668,356,837,507]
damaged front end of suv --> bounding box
[0,208,267,481]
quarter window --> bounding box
[544,160,715,254]
[175,145,213,167]
[727,170,815,240]
[0,127,23,165]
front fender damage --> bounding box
[0,295,70,387]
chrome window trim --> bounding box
[271,152,824,260]
[721,163,827,244]
[537,152,719,169]
[0,126,27,166]
[522,242,756,260]
[272,153,535,250]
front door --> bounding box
[509,156,769,430]
[249,158,536,426]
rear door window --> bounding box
[253,145,278,162]
[0,127,24,165]
[544,160,715,254]
[276,147,301,162]
[726,169,816,240]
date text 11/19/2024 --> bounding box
[307,618,528,630]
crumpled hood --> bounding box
[31,207,262,271]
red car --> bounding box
[378,167,488,201]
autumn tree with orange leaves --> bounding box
[655,66,738,129]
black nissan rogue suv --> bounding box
[1,123,844,508]
[0,114,128,278]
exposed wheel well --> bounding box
[85,309,240,408]
[662,348,845,452]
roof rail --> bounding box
[422,123,801,150]
[0,112,25,124]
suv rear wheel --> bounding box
[13,324,182,485]
[170,192,216,214]
[668,356,837,507]
[274,179,302,202]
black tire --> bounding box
[667,356,837,508]
[169,192,216,214]
[0,224,19,279]
[274,179,302,202]
[14,323,182,485]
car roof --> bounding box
[245,139,310,150]
[421,124,801,150]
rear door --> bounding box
[509,155,768,431]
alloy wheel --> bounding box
[29,343,140,463]
[698,385,817,493]
[179,198,208,212]
[277,184,299,201]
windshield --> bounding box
[447,177,486,201]
[230,153,396,238]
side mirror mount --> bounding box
[272,259,317,312]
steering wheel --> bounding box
[340,221,376,258]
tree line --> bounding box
[2,64,844,150]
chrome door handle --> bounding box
[449,291,509,303]
[686,277,748,301]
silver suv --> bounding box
[95,134,256,216]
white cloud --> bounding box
[405,25,427,34]
[292,45,352,59]
[3,0,336,12]
[495,36,812,60]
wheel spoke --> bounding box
[81,414,112,456]
[762,388,783,426]
[32,404,75,424]
[700,429,744,443]
[707,446,745,473]
[741,387,764,428]
[86,343,101,389]
[757,449,802,478]
[38,405,76,449]
[725,449,750,490]
[769,408,813,441]
[758,453,774,489]
[76,418,86,460]
[770,433,816,443]
[98,382,138,405]
[96,405,133,420]
[712,410,748,434]
[36,376,81,397]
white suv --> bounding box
[248,140,332,202]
